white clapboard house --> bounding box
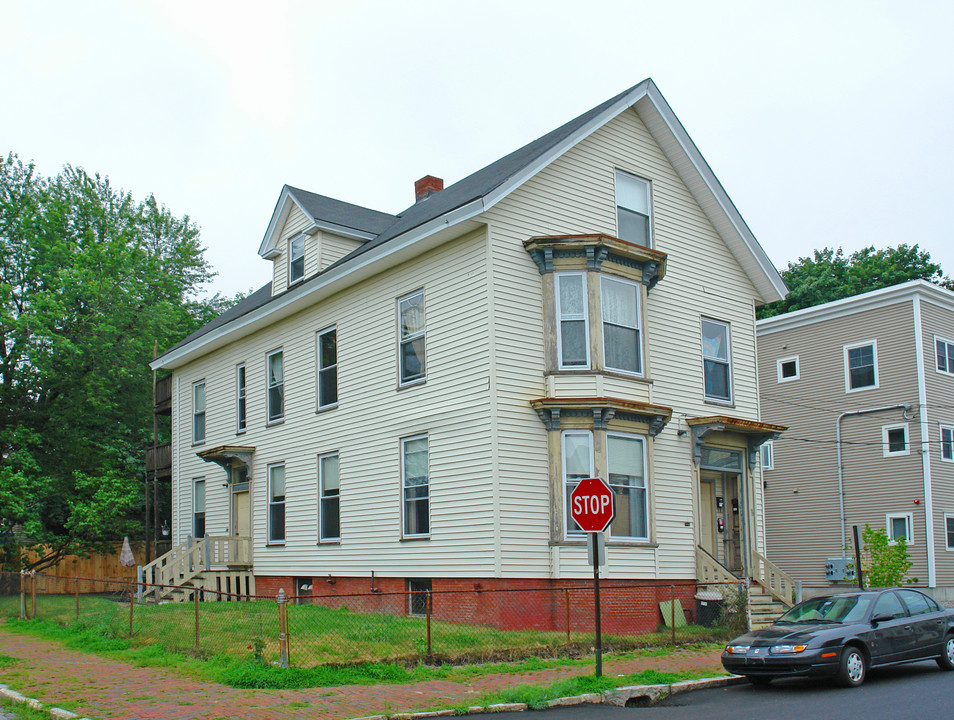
[144,79,791,629]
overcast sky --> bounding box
[4,0,952,299]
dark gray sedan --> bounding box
[721,588,954,687]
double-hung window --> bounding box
[937,336,954,375]
[941,425,954,462]
[268,464,285,544]
[886,512,912,545]
[318,452,340,542]
[882,423,909,456]
[607,433,648,540]
[192,380,206,444]
[556,273,589,368]
[267,349,284,423]
[193,478,206,537]
[288,236,305,285]
[601,276,641,374]
[760,440,775,470]
[615,171,652,247]
[317,327,337,409]
[398,290,426,385]
[401,434,429,537]
[844,340,878,391]
[946,514,954,551]
[701,318,732,402]
[236,364,246,432]
[562,430,594,537]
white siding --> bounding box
[484,107,764,579]
[174,228,496,577]
[271,205,312,295]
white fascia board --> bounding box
[258,186,308,257]
[756,279,951,335]
[638,85,786,304]
[310,220,375,241]
[153,203,486,370]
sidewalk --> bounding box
[0,630,725,720]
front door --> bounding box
[699,479,717,557]
[233,490,250,537]
[700,468,743,574]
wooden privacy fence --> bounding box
[22,542,144,594]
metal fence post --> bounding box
[564,588,571,644]
[670,585,675,645]
[277,589,289,669]
[194,589,200,651]
[30,571,36,619]
[425,590,432,661]
[19,571,26,620]
[128,583,135,638]
[75,576,80,620]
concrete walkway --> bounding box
[0,630,725,720]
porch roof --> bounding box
[686,415,786,467]
[196,446,256,478]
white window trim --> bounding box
[236,363,246,433]
[600,274,643,376]
[606,431,649,542]
[555,272,590,370]
[316,326,338,410]
[940,424,954,463]
[935,335,954,377]
[400,433,430,539]
[614,169,653,248]
[945,513,954,551]
[267,463,286,545]
[288,235,305,286]
[192,380,206,445]
[886,512,913,545]
[266,348,284,424]
[701,317,733,404]
[843,339,879,393]
[776,356,800,383]
[882,423,910,457]
[318,451,340,543]
[562,429,595,540]
[760,440,774,470]
[398,289,426,387]
[192,478,205,538]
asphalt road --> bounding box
[468,661,953,720]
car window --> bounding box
[898,589,932,616]
[778,595,872,623]
[872,591,908,619]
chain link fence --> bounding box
[0,571,748,669]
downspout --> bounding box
[837,403,913,557]
[912,295,937,587]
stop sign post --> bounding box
[570,478,615,677]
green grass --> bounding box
[0,695,56,720]
[0,654,19,668]
[0,594,730,690]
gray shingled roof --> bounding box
[285,185,396,236]
[157,81,649,360]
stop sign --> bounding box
[570,477,616,533]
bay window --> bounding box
[556,273,589,368]
[601,275,641,374]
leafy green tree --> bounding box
[0,152,231,571]
[758,244,953,319]
[847,524,917,588]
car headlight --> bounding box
[770,644,807,654]
[725,645,751,654]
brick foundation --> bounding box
[255,574,699,635]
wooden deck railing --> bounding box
[138,535,252,601]
[695,546,741,585]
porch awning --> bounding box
[523,234,668,289]
[686,416,786,467]
[196,445,256,478]
[531,396,673,436]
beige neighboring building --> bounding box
[757,280,954,601]
[144,79,793,629]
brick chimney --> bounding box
[414,175,443,203]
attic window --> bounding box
[289,236,305,285]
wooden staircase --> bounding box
[696,546,796,630]
[138,535,255,602]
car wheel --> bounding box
[936,634,954,671]
[837,646,867,687]
[745,675,773,686]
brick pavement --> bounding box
[0,629,725,720]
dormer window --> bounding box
[289,236,305,285]
[615,171,652,247]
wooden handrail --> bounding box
[695,545,741,585]
[751,551,795,607]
